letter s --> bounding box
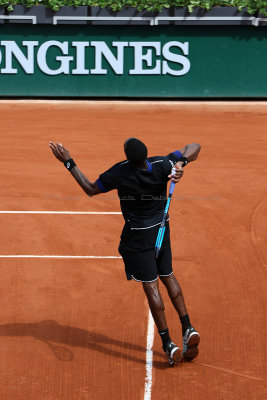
[162,41,190,76]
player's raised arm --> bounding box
[179,143,201,162]
[49,141,101,197]
[168,143,201,183]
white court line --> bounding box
[144,310,154,400]
[0,211,122,215]
[0,255,122,259]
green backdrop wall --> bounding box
[0,25,266,97]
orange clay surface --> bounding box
[0,100,266,400]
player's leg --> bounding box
[142,279,181,366]
[119,246,181,365]
[156,239,190,330]
[142,279,167,331]
[160,274,200,360]
[160,274,200,361]
[157,235,200,361]
[160,273,188,325]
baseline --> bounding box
[0,255,122,259]
[0,211,122,215]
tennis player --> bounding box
[49,138,201,366]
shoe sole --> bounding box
[183,333,200,362]
[183,345,199,361]
[187,332,200,347]
[168,347,182,367]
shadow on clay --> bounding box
[0,320,169,369]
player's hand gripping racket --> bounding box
[155,168,177,259]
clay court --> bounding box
[0,101,266,400]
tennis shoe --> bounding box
[164,341,181,366]
[182,327,200,361]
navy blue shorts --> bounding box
[119,239,173,283]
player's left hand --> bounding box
[168,161,184,183]
[49,141,71,163]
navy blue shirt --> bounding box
[97,152,182,251]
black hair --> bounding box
[124,138,148,166]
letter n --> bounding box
[1,41,38,74]
[90,41,128,75]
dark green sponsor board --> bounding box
[0,24,266,97]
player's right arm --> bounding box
[178,143,201,162]
[49,141,101,197]
[168,143,201,183]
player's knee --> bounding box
[153,291,165,312]
[161,274,182,299]
[151,294,165,313]
[171,289,181,302]
[143,281,165,312]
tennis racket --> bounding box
[155,169,176,259]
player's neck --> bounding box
[138,160,147,170]
[129,160,147,170]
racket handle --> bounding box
[169,180,176,195]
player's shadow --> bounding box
[0,320,168,369]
